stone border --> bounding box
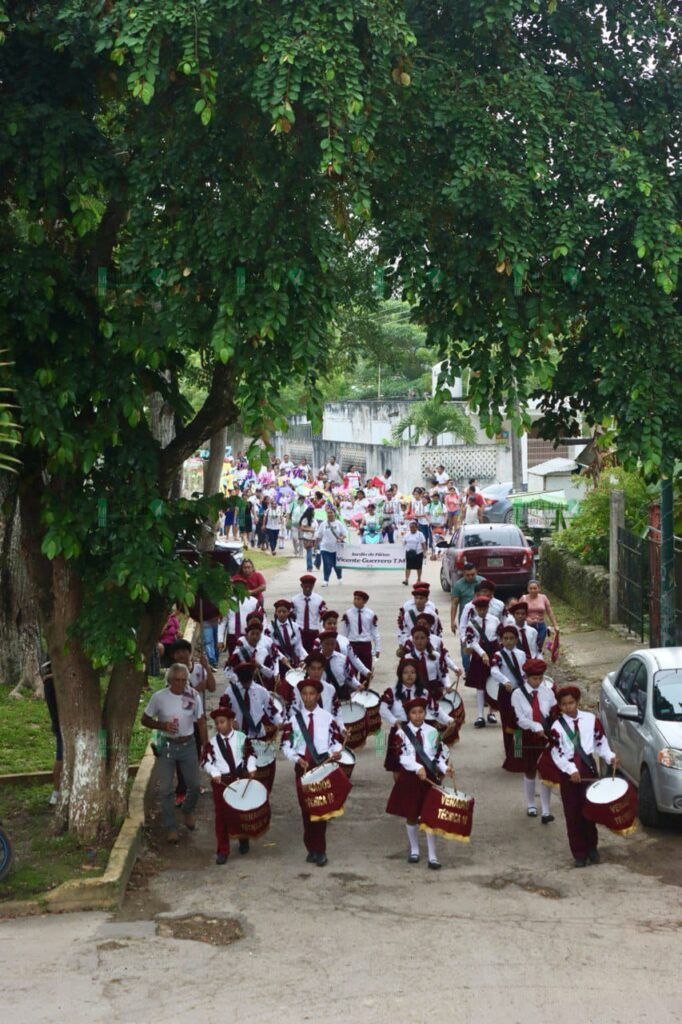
[0,740,156,919]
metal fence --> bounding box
[617,527,648,642]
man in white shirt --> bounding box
[280,454,295,474]
[315,507,348,585]
[142,663,205,842]
[434,464,450,496]
[325,456,343,485]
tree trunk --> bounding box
[198,426,227,553]
[0,476,41,693]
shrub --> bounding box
[555,469,650,568]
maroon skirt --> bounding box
[464,652,491,692]
[386,769,433,821]
[350,640,373,672]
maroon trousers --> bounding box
[295,767,327,854]
[211,779,232,856]
[559,777,599,860]
[350,640,373,672]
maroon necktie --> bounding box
[419,653,427,682]
[358,609,363,635]
[416,727,423,744]
[531,690,542,724]
[304,598,310,631]
[282,623,290,650]
[221,733,237,774]
[243,688,251,714]
[235,605,241,636]
[518,628,530,657]
[305,712,315,765]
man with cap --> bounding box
[463,595,500,728]
[510,658,557,822]
[340,590,381,670]
[397,584,441,649]
[550,685,619,866]
[317,630,369,700]
[386,695,454,869]
[281,677,345,866]
[315,609,374,677]
[202,704,257,864]
[230,616,277,688]
[291,574,327,652]
[509,600,540,658]
[458,579,505,646]
[450,562,484,670]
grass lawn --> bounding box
[0,781,114,902]
[0,676,165,775]
[245,547,291,572]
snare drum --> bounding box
[299,762,352,821]
[285,668,305,689]
[223,778,271,839]
[351,689,382,735]
[449,689,465,730]
[584,777,638,836]
[338,747,356,779]
[340,702,368,749]
[419,785,475,842]
[251,738,277,792]
[485,675,500,704]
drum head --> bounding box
[251,739,276,766]
[442,786,471,802]
[351,689,380,710]
[340,702,366,725]
[485,676,499,702]
[438,698,454,716]
[302,762,338,785]
[271,693,285,717]
[339,748,356,767]
[286,668,305,686]
[586,777,628,805]
[223,778,268,810]
[450,690,463,709]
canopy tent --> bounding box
[510,490,569,531]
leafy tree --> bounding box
[0,0,414,837]
[372,0,681,477]
[390,395,476,446]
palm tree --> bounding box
[391,396,476,447]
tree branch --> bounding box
[158,361,238,492]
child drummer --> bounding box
[509,658,557,823]
[386,696,454,870]
[202,705,257,865]
[281,678,344,867]
[550,685,619,867]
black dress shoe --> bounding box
[238,839,250,854]
[541,814,555,825]
[408,853,420,864]
[574,858,587,867]
[587,848,600,864]
[306,852,316,863]
[215,853,228,865]
[316,853,328,867]
[428,860,441,871]
[474,717,486,729]
[486,713,497,724]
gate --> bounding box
[617,527,648,641]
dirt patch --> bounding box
[156,913,244,946]
[484,875,563,899]
[97,940,128,953]
[604,827,682,888]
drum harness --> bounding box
[399,726,442,785]
[557,715,598,777]
[230,684,264,739]
[215,733,247,785]
[469,617,496,658]
[293,711,326,768]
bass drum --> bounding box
[299,763,352,821]
[351,689,382,735]
[340,702,368,749]
[223,778,271,839]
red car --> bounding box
[439,523,534,594]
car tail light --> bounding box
[455,554,466,571]
[521,547,533,567]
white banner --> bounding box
[336,543,404,571]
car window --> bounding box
[652,669,682,722]
[462,526,524,548]
[629,663,649,714]
[615,658,641,701]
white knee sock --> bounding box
[540,783,552,815]
[406,824,420,856]
[476,690,485,717]
[524,776,536,806]
[426,833,438,863]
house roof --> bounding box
[528,457,579,477]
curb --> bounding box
[0,741,157,919]
[0,764,142,789]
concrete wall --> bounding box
[540,539,610,628]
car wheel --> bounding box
[637,765,664,828]
[440,565,450,593]
[503,508,514,524]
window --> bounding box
[462,526,524,548]
[653,669,682,722]
[615,658,642,702]
[629,663,649,715]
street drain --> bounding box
[156,914,244,946]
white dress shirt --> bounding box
[550,711,615,776]
[510,681,557,732]
[281,706,343,762]
[202,729,257,779]
[459,596,505,642]
[489,647,527,690]
[221,681,283,738]
[292,592,327,631]
[340,606,381,653]
[397,721,449,775]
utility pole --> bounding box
[609,489,625,625]
[510,401,523,492]
[660,473,676,647]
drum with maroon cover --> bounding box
[383,723,403,773]
[338,747,356,780]
[223,778,271,839]
[340,701,368,749]
[299,762,352,821]
[536,746,562,786]
[583,777,638,835]
[449,688,465,732]
[419,784,475,842]
[351,689,382,735]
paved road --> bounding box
[2,555,681,1024]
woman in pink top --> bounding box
[157,608,180,664]
[521,581,559,652]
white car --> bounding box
[599,647,682,826]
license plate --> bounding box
[487,557,503,567]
